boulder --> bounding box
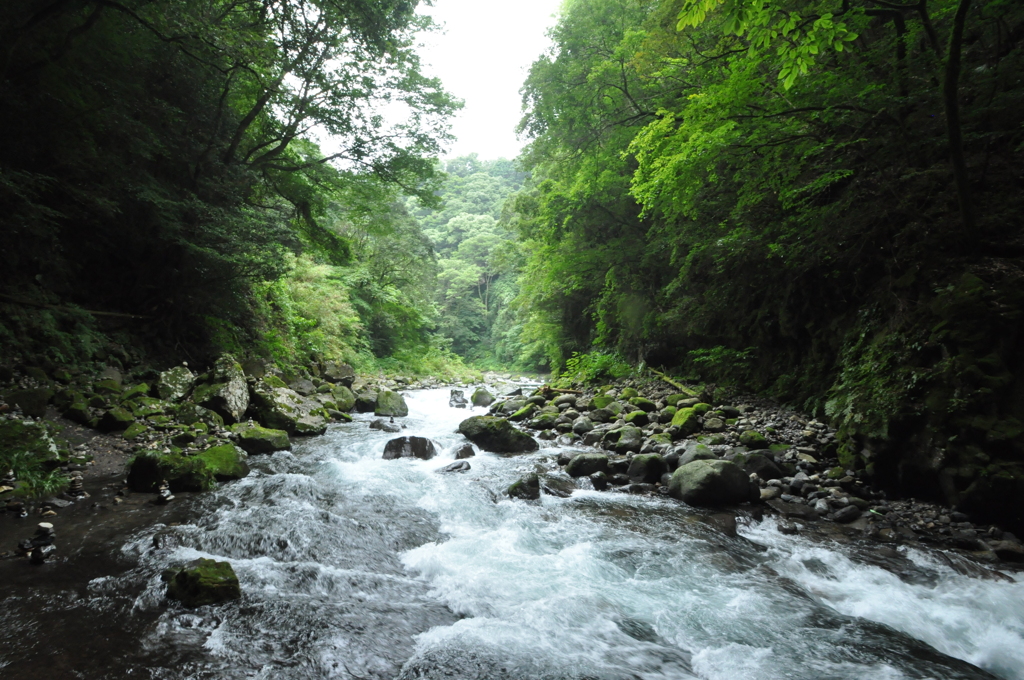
[668,459,755,506]
[458,416,538,454]
[354,391,378,412]
[165,558,241,607]
[703,417,726,433]
[192,356,249,424]
[603,425,643,453]
[454,443,476,459]
[369,418,402,433]
[540,474,576,498]
[322,362,355,387]
[438,460,471,473]
[5,388,53,418]
[471,388,495,407]
[508,404,538,422]
[375,390,409,417]
[173,402,225,429]
[449,390,469,408]
[739,430,769,449]
[566,453,610,478]
[622,410,649,427]
[590,395,615,409]
[671,408,701,436]
[382,436,437,460]
[508,473,540,500]
[527,412,560,430]
[98,406,135,432]
[743,453,784,480]
[288,379,316,396]
[627,454,666,484]
[233,424,291,454]
[678,442,716,467]
[248,380,329,436]
[331,385,356,411]
[156,366,196,402]
[127,443,249,492]
[572,416,594,435]
[628,397,657,413]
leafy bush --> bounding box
[557,351,632,386]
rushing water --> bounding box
[3,388,1023,679]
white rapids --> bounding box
[99,388,1023,679]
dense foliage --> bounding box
[510,0,1024,519]
[406,155,530,367]
[0,0,458,372]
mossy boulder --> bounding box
[122,422,149,441]
[566,453,609,478]
[603,425,644,453]
[739,430,769,450]
[165,558,241,608]
[671,408,701,436]
[619,387,639,399]
[192,355,249,424]
[374,390,409,417]
[678,443,716,467]
[458,416,538,454]
[127,443,249,492]
[249,380,329,436]
[98,406,135,432]
[156,366,195,402]
[590,395,615,410]
[623,410,649,426]
[233,423,291,454]
[331,385,356,411]
[174,403,225,429]
[508,473,541,500]
[628,397,657,412]
[119,383,150,403]
[527,412,560,430]
[692,403,712,415]
[627,454,666,484]
[63,399,93,426]
[508,404,538,422]
[668,459,755,506]
[93,379,122,395]
[5,387,54,418]
[743,453,785,480]
[471,388,495,407]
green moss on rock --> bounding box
[166,558,241,607]
[458,416,538,454]
[671,408,701,436]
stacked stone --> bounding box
[66,472,86,498]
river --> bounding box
[2,388,1023,679]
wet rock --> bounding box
[778,521,799,535]
[354,390,378,412]
[627,454,666,484]
[668,460,754,506]
[30,544,57,564]
[831,505,862,523]
[708,513,738,537]
[375,390,409,417]
[156,366,195,402]
[590,471,609,490]
[540,474,576,498]
[382,436,437,461]
[471,388,495,407]
[677,442,716,467]
[766,499,820,521]
[454,443,475,459]
[508,473,540,500]
[369,418,402,433]
[438,460,471,473]
[165,558,241,607]
[566,453,610,478]
[458,416,538,454]
[233,423,291,454]
[449,390,469,408]
[989,540,1024,562]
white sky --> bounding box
[416,0,562,161]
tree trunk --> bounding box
[943,0,974,230]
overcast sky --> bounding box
[416,0,563,162]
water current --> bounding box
[3,388,1023,679]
